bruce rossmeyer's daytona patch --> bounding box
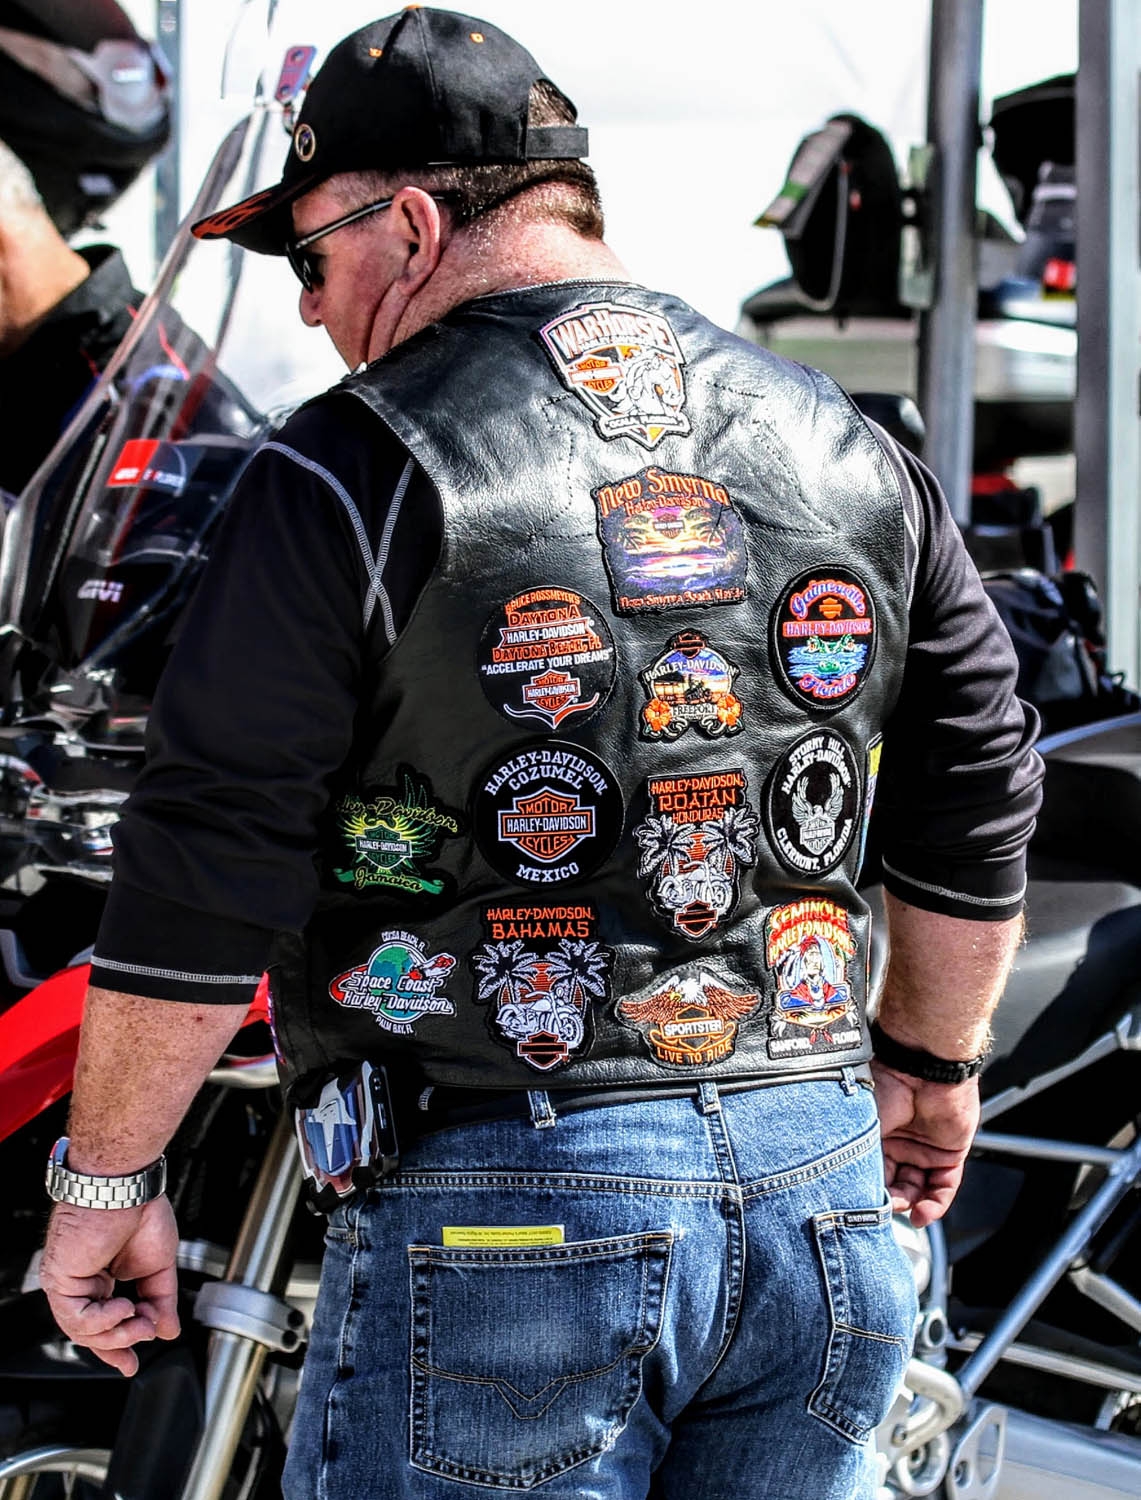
[477,586,615,731]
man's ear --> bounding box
[390,186,447,294]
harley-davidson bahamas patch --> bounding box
[764,899,862,1058]
[539,301,689,449]
[618,967,761,1067]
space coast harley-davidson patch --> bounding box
[332,768,462,896]
[477,586,616,731]
[329,930,457,1036]
[771,567,876,708]
[618,967,761,1067]
[470,903,614,1071]
[639,630,743,740]
[591,467,748,614]
[538,302,689,449]
[764,899,862,1058]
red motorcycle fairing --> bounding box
[0,965,271,1145]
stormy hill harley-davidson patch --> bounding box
[634,769,758,940]
[538,302,689,449]
[591,467,748,614]
[475,742,624,886]
[765,729,859,877]
[618,967,761,1067]
[329,930,457,1036]
[639,630,743,740]
[477,586,616,731]
[765,899,862,1058]
[771,567,876,708]
[332,768,462,897]
[470,903,614,1071]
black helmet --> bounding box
[0,0,171,236]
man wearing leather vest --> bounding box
[40,11,1043,1499]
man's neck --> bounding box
[0,221,92,357]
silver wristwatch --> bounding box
[45,1136,167,1209]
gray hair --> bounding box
[0,138,42,215]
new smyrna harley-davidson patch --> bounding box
[477,586,616,731]
[538,302,689,449]
[634,769,758,940]
[765,899,862,1058]
[591,467,748,615]
[639,630,743,740]
[470,903,614,1071]
[618,967,761,1067]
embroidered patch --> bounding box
[591,467,748,615]
[470,903,613,1071]
[634,769,758,940]
[475,742,624,886]
[329,930,457,1036]
[618,967,761,1067]
[639,630,743,740]
[477,586,615,731]
[764,900,862,1058]
[332,768,461,896]
[771,567,876,708]
[856,735,883,872]
[538,301,689,448]
[765,730,859,877]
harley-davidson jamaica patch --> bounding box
[765,729,859,877]
[538,301,689,449]
[329,930,457,1036]
[470,903,614,1072]
[591,467,748,615]
[475,742,624,886]
[640,630,743,741]
[477,586,616,731]
[618,967,761,1068]
[765,899,862,1059]
[332,767,462,898]
[634,769,758,941]
[771,567,876,709]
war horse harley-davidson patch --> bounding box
[539,302,690,449]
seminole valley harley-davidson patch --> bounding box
[538,302,689,449]
[764,899,862,1059]
[618,967,761,1068]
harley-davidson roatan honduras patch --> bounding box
[329,930,457,1036]
[634,769,758,940]
[765,729,859,877]
[618,967,761,1067]
[477,586,616,731]
[591,467,749,615]
[639,630,743,741]
[470,903,614,1071]
[475,742,624,886]
[765,899,862,1058]
[538,302,689,449]
[772,567,876,708]
[332,768,462,896]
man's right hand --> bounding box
[872,1062,981,1228]
[40,1195,181,1376]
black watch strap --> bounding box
[869,1020,989,1084]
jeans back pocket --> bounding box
[808,1200,915,1444]
[409,1230,672,1490]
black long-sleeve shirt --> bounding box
[91,395,1042,1006]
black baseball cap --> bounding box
[192,6,588,255]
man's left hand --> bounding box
[872,1061,980,1228]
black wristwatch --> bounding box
[869,1020,989,1085]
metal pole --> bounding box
[154,0,182,264]
[1074,0,1141,689]
[916,0,984,525]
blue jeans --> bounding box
[283,1078,917,1499]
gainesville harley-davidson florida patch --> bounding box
[764,729,859,877]
[475,742,624,886]
[771,566,876,708]
[591,467,748,615]
[538,302,689,449]
[639,630,743,740]
[634,769,758,940]
[329,930,457,1036]
[332,768,461,896]
[765,899,862,1058]
[477,586,615,731]
[470,903,614,1071]
[618,967,761,1067]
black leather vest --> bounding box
[271,282,907,1098]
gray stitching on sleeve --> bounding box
[91,955,263,986]
[366,457,414,638]
[881,859,1027,908]
[262,440,396,644]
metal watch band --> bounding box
[869,1020,989,1085]
[45,1136,167,1209]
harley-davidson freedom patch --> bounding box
[332,768,462,897]
[591,467,749,615]
[639,630,743,740]
[470,903,614,1071]
[765,899,861,1058]
[477,586,616,731]
[772,567,876,708]
[329,930,457,1036]
[618,967,761,1067]
[765,729,859,876]
[634,769,758,940]
[539,301,690,449]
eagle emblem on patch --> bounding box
[618,968,761,1067]
[539,301,689,449]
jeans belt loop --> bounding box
[698,1081,721,1115]
[528,1089,558,1129]
[840,1066,859,1096]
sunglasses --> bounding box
[285,196,397,292]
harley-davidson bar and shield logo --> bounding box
[619,968,761,1067]
[539,302,690,449]
[765,899,862,1058]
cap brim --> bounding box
[191,173,320,254]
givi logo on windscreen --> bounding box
[107,438,186,494]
